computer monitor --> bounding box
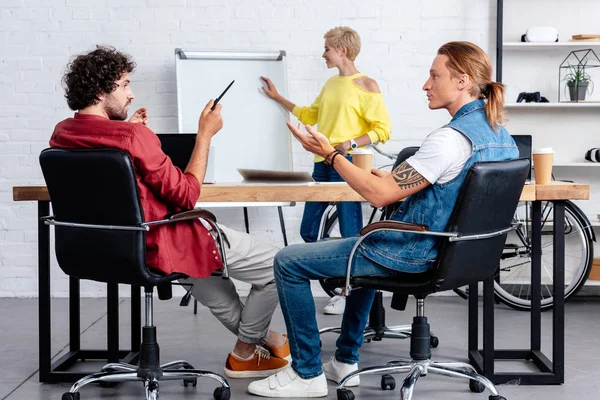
[157,133,215,183]
[512,134,532,181]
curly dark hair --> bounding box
[62,45,136,111]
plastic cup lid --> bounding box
[353,149,373,155]
[532,147,554,154]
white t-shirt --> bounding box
[405,127,472,185]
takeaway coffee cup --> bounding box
[532,147,554,185]
[352,149,373,172]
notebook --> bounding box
[157,133,215,183]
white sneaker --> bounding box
[322,356,360,387]
[247,365,328,398]
[323,295,346,315]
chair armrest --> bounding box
[142,209,229,279]
[166,208,217,223]
[360,221,429,236]
[143,208,217,227]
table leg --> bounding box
[531,201,542,351]
[552,201,565,382]
[69,277,80,353]
[38,201,51,382]
[277,206,288,246]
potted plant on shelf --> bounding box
[563,62,594,101]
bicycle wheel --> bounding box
[494,200,593,311]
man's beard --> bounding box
[104,96,129,121]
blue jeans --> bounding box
[300,158,363,243]
[274,237,399,379]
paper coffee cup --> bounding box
[352,149,373,172]
[532,147,554,185]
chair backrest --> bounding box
[39,148,169,286]
[432,158,530,291]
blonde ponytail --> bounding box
[482,81,505,131]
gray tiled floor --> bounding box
[1,295,599,400]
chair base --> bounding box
[336,359,505,400]
[61,326,230,400]
[335,309,504,400]
[320,324,411,340]
[319,292,439,348]
[61,361,230,400]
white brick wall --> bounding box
[0,0,535,297]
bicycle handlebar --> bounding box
[371,144,397,160]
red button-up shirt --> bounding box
[50,113,222,278]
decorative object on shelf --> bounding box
[521,26,559,42]
[559,49,600,102]
[585,148,600,162]
[516,91,549,103]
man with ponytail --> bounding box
[248,41,518,398]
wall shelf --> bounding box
[504,42,600,50]
[553,162,600,167]
[505,102,600,109]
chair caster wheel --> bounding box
[214,386,231,400]
[62,393,80,400]
[469,380,485,393]
[489,396,506,400]
[430,335,439,348]
[183,378,197,387]
[337,388,355,400]
[380,374,396,390]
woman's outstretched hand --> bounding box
[286,122,335,158]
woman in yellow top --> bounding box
[261,26,391,312]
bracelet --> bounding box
[324,149,340,165]
[331,151,343,167]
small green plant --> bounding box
[563,62,594,100]
[563,62,592,85]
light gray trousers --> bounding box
[182,224,280,344]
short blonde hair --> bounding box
[323,26,361,61]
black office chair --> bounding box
[319,147,440,347]
[324,158,529,400]
[39,148,231,400]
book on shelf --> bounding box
[572,34,600,39]
[560,100,600,103]
[569,38,600,42]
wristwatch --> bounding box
[349,139,358,151]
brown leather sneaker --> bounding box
[268,335,291,361]
[224,346,289,378]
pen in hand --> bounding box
[211,80,235,111]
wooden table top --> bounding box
[12,181,589,203]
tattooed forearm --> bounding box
[392,161,426,190]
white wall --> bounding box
[4,0,595,297]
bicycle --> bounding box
[319,144,595,311]
[453,199,595,311]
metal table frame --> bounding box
[37,201,141,383]
[468,200,565,384]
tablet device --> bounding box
[237,168,313,182]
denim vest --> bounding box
[359,100,519,272]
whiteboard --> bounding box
[176,49,291,182]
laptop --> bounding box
[512,134,532,181]
[157,133,215,183]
